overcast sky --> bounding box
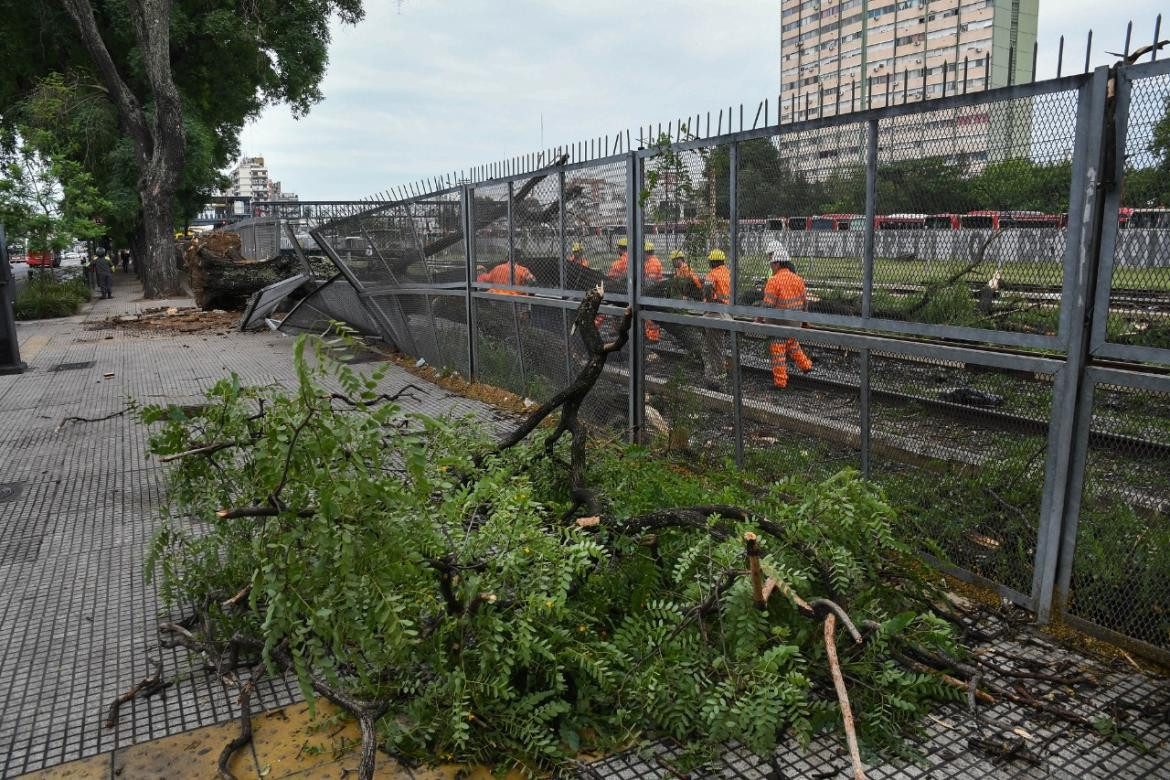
[238,0,1166,200]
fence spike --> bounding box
[1084,29,1092,73]
[752,100,762,129]
[1057,35,1064,77]
[1031,40,1038,81]
[626,128,632,152]
[1153,14,1163,62]
[717,108,722,135]
[943,61,949,97]
[1123,20,1133,59]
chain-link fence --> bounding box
[308,59,1170,664]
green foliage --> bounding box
[142,335,964,773]
[1124,94,1170,208]
[0,0,365,242]
[0,125,109,250]
[13,271,92,320]
[878,447,1046,594]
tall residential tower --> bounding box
[779,0,1039,169]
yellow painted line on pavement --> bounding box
[17,700,530,779]
[18,334,50,361]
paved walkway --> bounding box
[0,275,495,777]
[2,274,1168,779]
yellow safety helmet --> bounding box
[616,237,628,248]
[644,240,655,252]
[570,241,584,253]
[669,250,686,261]
[707,249,727,263]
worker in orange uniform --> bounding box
[701,249,732,387]
[759,240,812,388]
[479,255,536,296]
[605,238,662,342]
[606,237,630,279]
[669,250,702,299]
[568,242,589,267]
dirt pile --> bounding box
[91,306,241,334]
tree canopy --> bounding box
[0,0,363,293]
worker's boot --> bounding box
[789,340,813,373]
[769,342,788,388]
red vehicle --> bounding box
[27,249,57,268]
[810,213,864,230]
[1126,208,1170,229]
[876,214,927,230]
[925,213,961,229]
[959,210,1065,229]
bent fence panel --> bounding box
[306,63,1170,661]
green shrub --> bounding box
[13,272,91,320]
[140,333,964,775]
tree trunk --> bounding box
[60,0,185,298]
[141,197,181,297]
[129,220,147,279]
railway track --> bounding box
[798,278,1170,315]
[643,339,1170,459]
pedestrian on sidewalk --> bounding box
[94,247,114,299]
[120,249,130,274]
[80,252,95,288]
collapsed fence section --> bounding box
[308,60,1170,663]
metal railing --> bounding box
[310,59,1170,663]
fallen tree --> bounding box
[126,291,1118,779]
[183,232,313,310]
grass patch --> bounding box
[13,272,92,320]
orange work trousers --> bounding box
[594,315,659,342]
[769,339,812,388]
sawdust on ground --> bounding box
[89,306,241,334]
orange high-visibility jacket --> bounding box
[608,252,663,282]
[762,268,807,311]
[480,261,535,295]
[674,262,702,294]
[607,251,629,279]
[704,264,731,304]
[568,253,589,267]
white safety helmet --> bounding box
[764,239,790,264]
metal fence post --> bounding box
[464,186,479,381]
[862,119,878,320]
[559,168,573,385]
[859,119,878,477]
[626,152,643,442]
[728,141,744,466]
[506,180,527,395]
[1032,66,1111,623]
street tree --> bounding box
[0,0,364,296]
[0,126,108,253]
[1122,94,1170,208]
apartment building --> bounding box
[779,0,1038,171]
[227,156,271,201]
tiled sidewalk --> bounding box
[2,275,1169,779]
[0,276,495,777]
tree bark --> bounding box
[59,0,186,298]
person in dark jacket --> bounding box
[120,249,130,274]
[94,247,114,299]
